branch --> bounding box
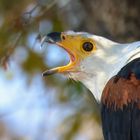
[0,0,57,69]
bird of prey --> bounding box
[42,31,140,140]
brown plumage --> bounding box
[102,73,140,110]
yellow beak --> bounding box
[42,32,78,76]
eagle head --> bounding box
[41,31,137,101]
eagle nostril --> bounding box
[62,35,66,40]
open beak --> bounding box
[42,32,77,76]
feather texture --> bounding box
[101,58,140,140]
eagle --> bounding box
[42,31,140,140]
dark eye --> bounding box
[82,42,93,52]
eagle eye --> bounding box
[82,42,93,52]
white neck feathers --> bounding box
[80,38,140,102]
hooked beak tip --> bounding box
[42,69,59,77]
[40,32,62,47]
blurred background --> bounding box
[0,0,140,139]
